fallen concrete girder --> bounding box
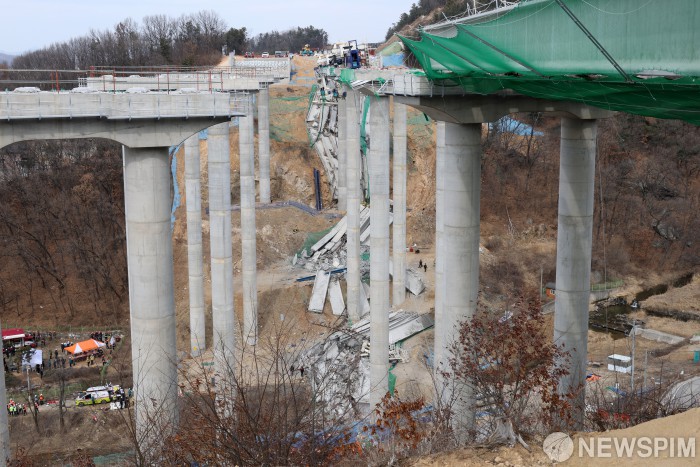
[308,270,331,313]
[331,311,434,345]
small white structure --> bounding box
[607,354,632,374]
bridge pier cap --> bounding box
[0,91,243,149]
[393,94,613,124]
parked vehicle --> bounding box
[244,51,254,58]
[75,390,111,406]
[75,384,121,407]
[261,52,270,58]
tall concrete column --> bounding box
[185,135,205,357]
[392,101,407,306]
[123,146,178,444]
[337,96,348,211]
[207,123,236,369]
[554,117,597,427]
[240,111,258,345]
[257,87,271,204]
[369,96,391,411]
[346,91,362,322]
[0,319,9,466]
[440,122,481,435]
[433,121,446,383]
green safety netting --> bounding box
[296,226,334,256]
[399,0,700,125]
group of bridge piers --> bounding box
[340,89,608,429]
[129,92,271,444]
[183,95,272,356]
[0,88,272,458]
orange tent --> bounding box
[65,339,105,355]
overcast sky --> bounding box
[0,0,419,56]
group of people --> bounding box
[319,86,343,102]
[85,354,100,367]
[6,399,29,416]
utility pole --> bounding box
[630,319,636,394]
[643,350,649,393]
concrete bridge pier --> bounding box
[392,101,407,306]
[207,123,236,370]
[554,117,597,427]
[440,122,482,437]
[345,90,362,323]
[257,87,271,204]
[185,135,206,357]
[0,318,9,466]
[123,146,178,442]
[240,111,258,346]
[369,96,391,411]
[337,97,348,211]
[433,121,446,392]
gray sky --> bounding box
[0,0,418,56]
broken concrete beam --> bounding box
[308,270,331,313]
[310,216,347,253]
[406,268,425,296]
[329,279,346,316]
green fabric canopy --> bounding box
[399,0,700,125]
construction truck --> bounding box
[301,44,314,56]
[344,40,361,69]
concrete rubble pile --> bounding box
[306,71,369,203]
[330,311,434,347]
[295,207,425,313]
[293,205,375,272]
[306,73,342,200]
[300,310,434,415]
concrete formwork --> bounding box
[240,112,258,345]
[207,123,236,369]
[345,91,362,323]
[257,87,271,204]
[184,135,206,357]
[554,117,597,427]
[123,146,178,446]
[369,97,391,412]
[392,101,407,306]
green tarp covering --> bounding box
[399,0,700,125]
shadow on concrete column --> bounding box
[185,135,206,357]
[123,145,178,450]
[554,117,597,427]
